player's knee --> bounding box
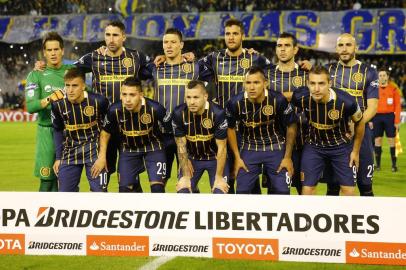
[213,188,225,194]
[177,188,191,193]
[150,182,165,193]
[119,185,136,193]
[340,186,356,196]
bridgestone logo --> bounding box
[28,241,83,250]
[282,247,342,256]
[152,244,209,253]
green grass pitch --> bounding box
[0,122,405,269]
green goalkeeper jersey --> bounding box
[25,64,74,126]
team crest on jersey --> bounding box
[40,167,51,177]
[292,76,303,87]
[182,63,192,73]
[122,57,133,68]
[262,105,274,116]
[141,113,152,124]
[84,106,95,117]
[240,59,250,69]
[202,118,213,129]
[328,109,340,120]
[352,72,363,83]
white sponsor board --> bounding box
[279,239,345,263]
[0,192,405,265]
[149,236,212,257]
[25,234,85,255]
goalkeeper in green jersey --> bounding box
[25,32,73,191]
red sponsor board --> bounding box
[213,238,278,261]
[86,235,149,257]
[0,110,37,122]
[346,241,406,265]
[0,234,25,255]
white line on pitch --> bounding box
[138,256,176,270]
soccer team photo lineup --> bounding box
[0,1,405,268]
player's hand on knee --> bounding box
[212,175,229,193]
[176,176,192,193]
[53,160,61,176]
[298,60,312,71]
[49,89,65,102]
[95,46,107,56]
[349,151,359,169]
[34,60,46,71]
[91,158,107,179]
[234,158,248,177]
[277,157,294,177]
[182,52,195,62]
[154,55,166,67]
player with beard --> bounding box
[324,33,378,196]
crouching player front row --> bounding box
[51,68,109,192]
[291,66,365,196]
[173,80,229,194]
[92,77,170,193]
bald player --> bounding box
[324,33,378,196]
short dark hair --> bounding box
[245,66,266,79]
[309,66,330,79]
[165,28,183,42]
[278,32,298,47]
[187,80,207,93]
[122,77,142,92]
[378,67,389,76]
[42,32,64,50]
[225,18,245,35]
[106,20,125,32]
[64,68,85,82]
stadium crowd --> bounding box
[0,0,405,14]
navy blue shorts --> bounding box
[58,162,107,192]
[236,149,290,194]
[106,134,119,174]
[301,143,356,187]
[373,113,396,138]
[321,125,374,186]
[118,150,166,190]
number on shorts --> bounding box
[99,172,108,187]
[285,172,291,186]
[352,166,357,180]
[157,162,167,176]
[367,165,374,178]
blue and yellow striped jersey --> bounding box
[75,47,150,103]
[226,90,296,152]
[292,86,363,147]
[267,63,308,149]
[199,49,271,108]
[103,98,170,153]
[51,92,109,165]
[327,60,379,112]
[172,101,227,161]
[144,61,201,113]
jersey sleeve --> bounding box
[255,53,272,71]
[225,99,238,129]
[214,109,228,140]
[277,94,297,126]
[138,52,154,80]
[172,109,186,137]
[102,107,118,134]
[348,100,363,123]
[156,102,172,134]
[25,71,44,113]
[74,52,93,73]
[51,103,64,160]
[198,53,215,82]
[365,68,379,100]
